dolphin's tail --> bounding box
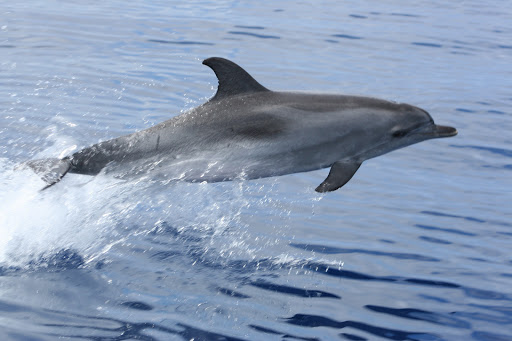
[22,158,72,190]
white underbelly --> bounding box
[102,145,330,184]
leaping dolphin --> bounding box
[24,57,457,192]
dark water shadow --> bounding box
[41,309,246,341]
[168,230,512,303]
[349,14,367,19]
[147,39,214,46]
[1,249,85,275]
[250,279,341,299]
[290,243,440,262]
[332,34,363,40]
[420,210,486,224]
[234,25,265,30]
[120,301,153,311]
[390,13,421,18]
[365,305,471,329]
[228,31,280,39]
[452,303,512,325]
[472,331,511,341]
[249,324,320,341]
[32,249,85,270]
[186,248,511,303]
[456,108,476,113]
[340,333,367,340]
[415,224,477,236]
[418,236,452,245]
[411,42,443,48]
[217,287,251,299]
[284,314,442,341]
[298,262,510,302]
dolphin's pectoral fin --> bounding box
[24,158,72,190]
[315,161,362,193]
[202,57,269,101]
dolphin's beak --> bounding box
[433,124,458,138]
[412,123,457,139]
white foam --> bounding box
[0,158,125,267]
[0,152,324,270]
[0,156,249,268]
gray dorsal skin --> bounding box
[23,57,458,192]
[202,57,269,100]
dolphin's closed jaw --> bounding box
[433,125,458,138]
[413,123,458,139]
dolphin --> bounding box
[24,57,457,192]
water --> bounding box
[1,1,511,340]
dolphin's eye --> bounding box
[392,130,408,138]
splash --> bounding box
[0,158,270,269]
[0,150,325,272]
[0,157,127,268]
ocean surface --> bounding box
[1,1,511,340]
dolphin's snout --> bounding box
[412,123,457,139]
[434,125,458,138]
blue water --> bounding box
[1,1,511,340]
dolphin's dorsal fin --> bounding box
[203,57,269,101]
[315,161,362,192]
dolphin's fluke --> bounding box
[315,161,362,193]
[24,158,72,190]
[202,57,269,101]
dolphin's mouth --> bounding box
[433,124,458,138]
[412,123,457,138]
